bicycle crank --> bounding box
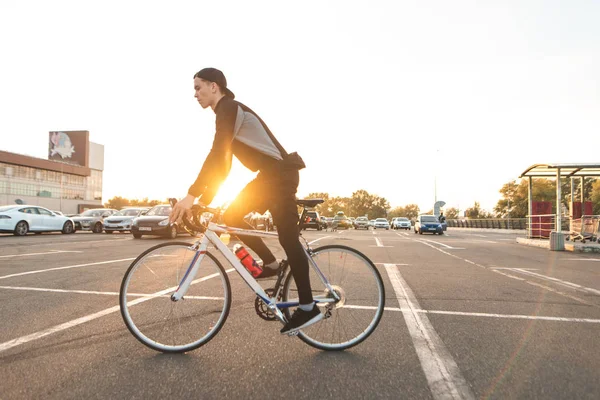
[254,288,278,321]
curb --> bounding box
[516,237,600,253]
[449,228,524,235]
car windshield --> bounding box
[81,209,105,217]
[146,205,171,216]
[421,216,438,223]
[333,216,346,221]
[376,218,387,222]
[356,217,368,221]
[398,218,409,221]
[115,209,143,216]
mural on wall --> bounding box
[48,130,88,166]
[49,131,75,159]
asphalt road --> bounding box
[1,228,599,399]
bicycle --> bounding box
[119,198,385,353]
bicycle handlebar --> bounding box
[168,198,220,235]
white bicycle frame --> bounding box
[170,221,338,324]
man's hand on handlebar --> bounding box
[169,194,196,225]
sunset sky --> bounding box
[1,1,598,214]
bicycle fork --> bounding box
[170,239,210,302]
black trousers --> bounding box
[222,168,313,305]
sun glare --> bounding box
[209,164,258,207]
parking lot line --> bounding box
[0,250,83,258]
[385,264,475,400]
[0,258,136,281]
[0,285,225,300]
[344,305,600,324]
[510,268,600,296]
[0,269,231,353]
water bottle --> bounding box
[233,244,263,278]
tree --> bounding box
[465,201,492,219]
[104,196,130,209]
[104,196,163,209]
[444,207,459,219]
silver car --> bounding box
[72,208,118,233]
[103,207,149,233]
[374,218,390,230]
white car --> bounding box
[392,217,411,230]
[103,207,149,233]
[373,218,390,230]
[0,205,75,236]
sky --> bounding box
[1,0,599,214]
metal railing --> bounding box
[447,218,527,230]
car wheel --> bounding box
[14,221,29,236]
[133,234,142,239]
[419,229,423,235]
[414,228,417,234]
[61,221,74,234]
[92,223,103,233]
[168,225,178,239]
[35,232,42,235]
[105,230,114,234]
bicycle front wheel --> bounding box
[120,242,231,353]
[282,245,385,351]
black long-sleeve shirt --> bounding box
[188,96,295,204]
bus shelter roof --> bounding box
[519,163,600,178]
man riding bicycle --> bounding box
[170,68,322,334]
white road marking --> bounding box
[0,250,83,258]
[375,262,410,266]
[385,264,474,400]
[0,285,225,300]
[491,270,596,307]
[345,305,600,323]
[510,268,600,296]
[0,258,136,281]
[308,236,332,245]
[564,258,600,262]
[417,239,465,251]
[419,239,455,249]
[0,269,230,353]
[375,238,384,247]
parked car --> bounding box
[247,211,274,231]
[414,215,444,235]
[332,214,352,230]
[72,208,118,233]
[0,205,75,236]
[103,207,149,234]
[392,217,411,230]
[373,218,390,230]
[131,204,185,239]
[354,216,370,230]
[369,219,376,228]
[302,210,323,230]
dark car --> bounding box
[131,204,185,239]
[302,210,323,230]
[414,215,444,235]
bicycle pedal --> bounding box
[286,331,299,337]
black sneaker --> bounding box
[280,306,323,334]
[256,261,283,280]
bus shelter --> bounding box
[519,163,600,236]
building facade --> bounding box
[0,131,105,215]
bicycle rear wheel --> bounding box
[120,242,231,353]
[282,245,385,350]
